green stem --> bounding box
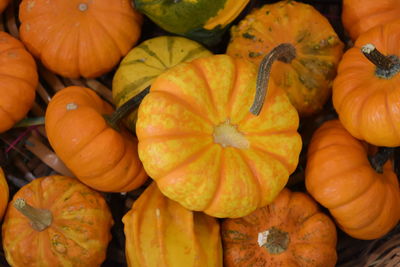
[14,198,52,231]
[368,147,395,174]
[13,117,45,128]
[250,43,296,115]
[104,86,150,131]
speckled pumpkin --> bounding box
[0,31,38,133]
[136,54,302,218]
[2,175,113,267]
[227,0,344,116]
[222,188,337,267]
[112,35,212,131]
[123,182,222,267]
[0,168,8,220]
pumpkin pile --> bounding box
[0,0,399,266]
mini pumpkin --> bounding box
[222,188,337,266]
[332,20,400,147]
[305,120,400,240]
[112,35,212,131]
[134,0,249,46]
[123,182,222,267]
[0,31,38,133]
[45,86,147,192]
[2,175,113,266]
[0,168,8,220]
[342,0,400,41]
[227,0,344,116]
[136,54,302,218]
[19,0,142,78]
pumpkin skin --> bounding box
[0,31,38,133]
[305,120,400,240]
[0,0,10,13]
[136,54,302,218]
[332,21,400,147]
[0,168,8,220]
[342,0,400,41]
[19,0,142,78]
[134,0,249,46]
[2,175,113,267]
[123,182,222,267]
[45,86,147,192]
[222,188,337,267]
[112,36,212,131]
[227,0,344,116]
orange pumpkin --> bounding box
[227,0,344,116]
[2,175,113,266]
[342,0,400,41]
[0,0,10,13]
[45,86,147,192]
[221,188,338,267]
[333,20,400,147]
[305,120,400,240]
[136,54,302,218]
[123,182,222,267]
[0,168,8,220]
[19,0,142,78]
[0,31,38,133]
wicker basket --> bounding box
[0,0,399,266]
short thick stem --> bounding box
[368,147,395,174]
[104,86,150,131]
[14,198,52,232]
[250,43,296,115]
[361,44,394,71]
[258,227,290,254]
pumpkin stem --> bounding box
[258,227,290,254]
[13,198,52,232]
[104,86,150,131]
[250,43,296,115]
[13,117,45,128]
[361,44,394,71]
[368,147,395,174]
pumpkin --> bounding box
[0,0,10,13]
[342,0,400,41]
[134,0,249,46]
[136,54,302,218]
[305,119,400,240]
[332,20,400,147]
[221,188,337,267]
[112,35,212,131]
[0,31,38,133]
[123,182,222,267]
[19,0,142,78]
[227,0,344,116]
[45,86,148,192]
[0,168,8,220]
[2,175,113,266]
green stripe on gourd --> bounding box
[112,36,212,132]
[134,0,249,46]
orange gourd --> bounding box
[45,86,147,192]
[0,31,38,133]
[123,182,222,267]
[2,175,113,266]
[305,120,400,240]
[227,0,344,116]
[0,168,8,220]
[342,0,400,41]
[19,0,142,78]
[136,54,302,218]
[221,188,338,267]
[0,0,10,13]
[333,20,400,147]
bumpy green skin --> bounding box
[134,0,229,45]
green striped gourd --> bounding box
[112,36,212,132]
[134,0,250,46]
